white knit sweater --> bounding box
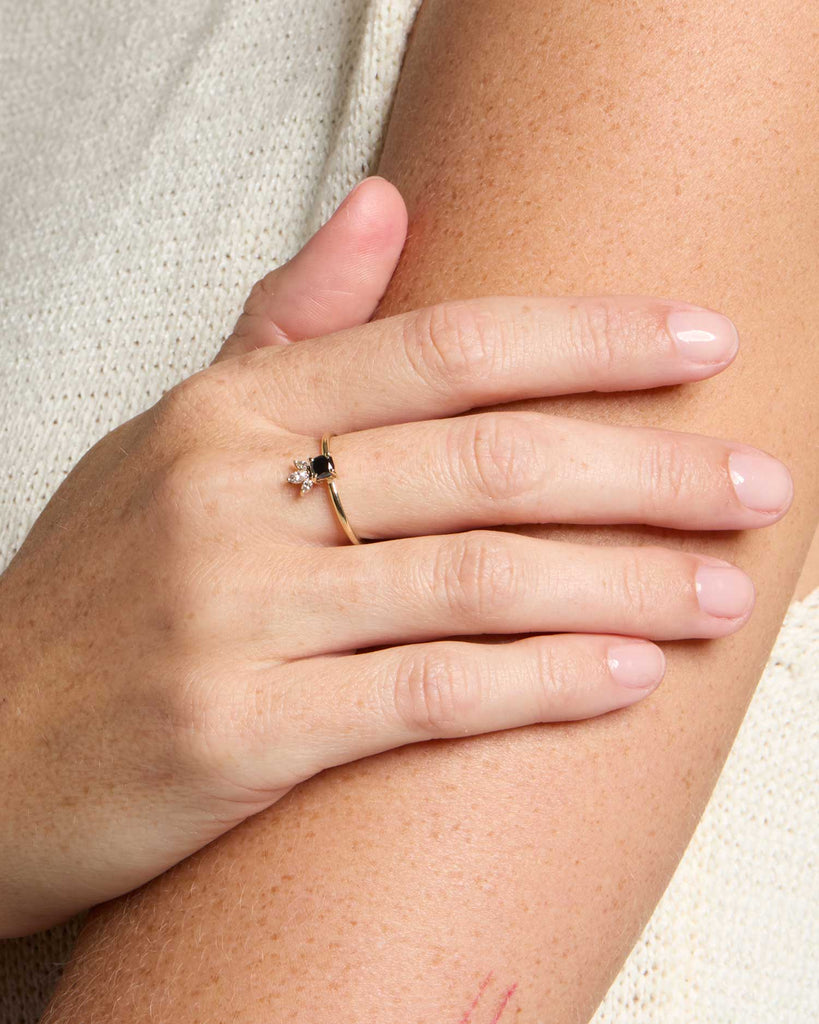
[1,2,816,1020]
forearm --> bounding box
[43,0,818,1020]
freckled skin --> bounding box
[42,1,818,1022]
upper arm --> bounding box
[43,2,818,1021]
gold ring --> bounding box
[286,433,365,545]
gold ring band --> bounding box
[286,433,365,544]
[321,434,364,545]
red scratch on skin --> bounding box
[488,981,519,1024]
[457,971,494,1024]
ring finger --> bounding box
[284,409,793,543]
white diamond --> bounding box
[288,469,309,484]
[300,479,314,493]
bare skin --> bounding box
[42,0,818,1021]
[795,527,819,600]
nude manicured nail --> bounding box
[729,450,793,513]
[607,642,666,689]
[666,309,739,364]
[695,565,755,619]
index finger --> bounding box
[235,294,738,434]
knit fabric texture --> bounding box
[1,1,816,1020]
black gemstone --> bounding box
[310,454,335,480]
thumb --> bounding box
[213,176,408,363]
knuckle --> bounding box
[403,299,500,392]
[637,434,698,512]
[166,653,221,742]
[152,448,217,523]
[151,369,237,451]
[435,530,519,622]
[395,645,480,734]
[614,551,659,619]
[156,370,218,427]
[167,654,251,786]
[532,639,603,720]
[458,410,543,502]
[533,640,568,711]
[146,456,234,640]
[565,300,629,374]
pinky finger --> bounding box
[278,634,666,773]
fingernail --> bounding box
[695,565,755,619]
[729,450,794,514]
[607,642,666,689]
[666,309,739,364]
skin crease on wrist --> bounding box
[42,1,818,1022]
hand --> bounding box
[0,178,793,937]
